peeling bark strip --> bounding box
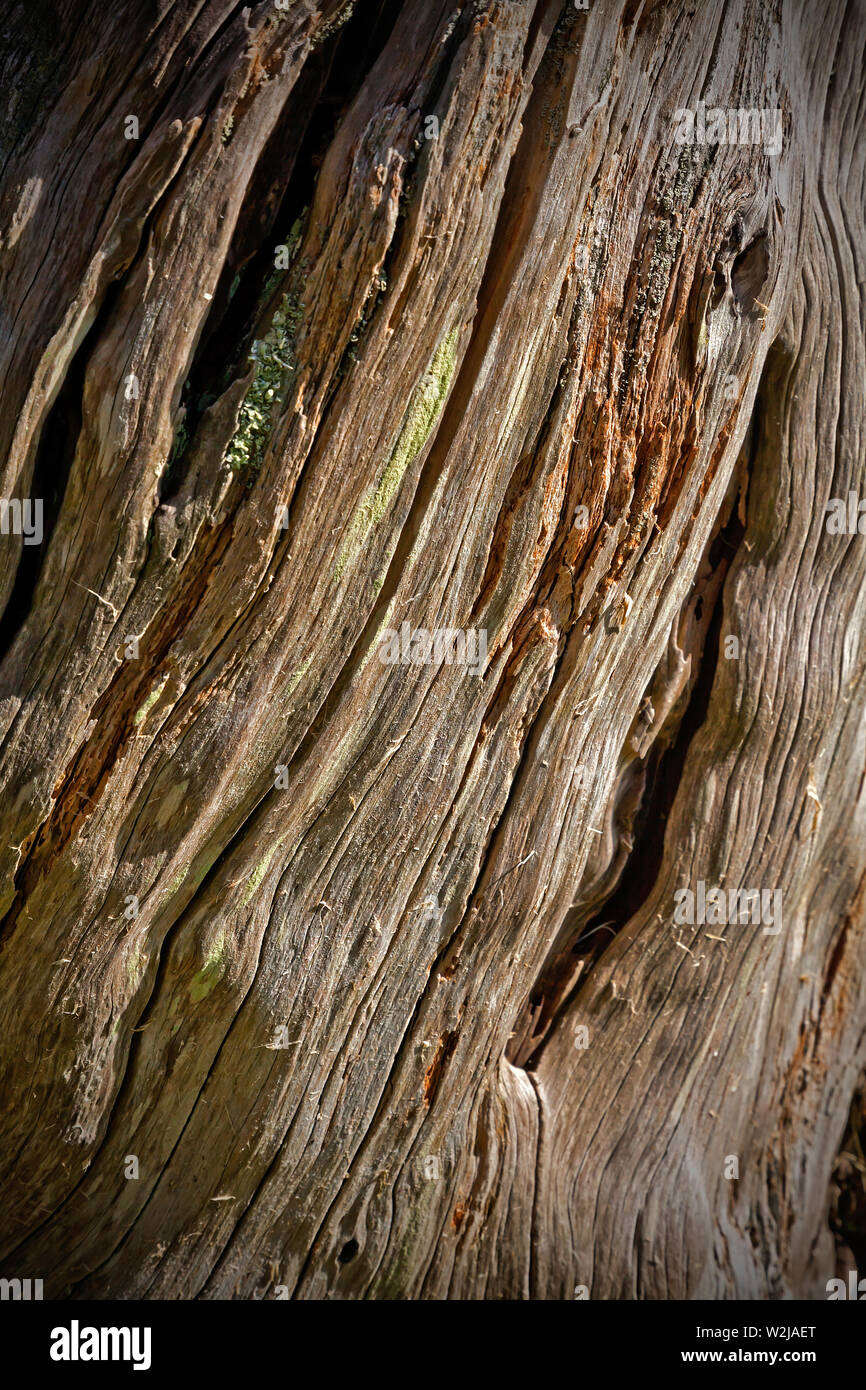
[0,0,864,1301]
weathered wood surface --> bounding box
[0,0,864,1299]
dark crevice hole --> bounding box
[508,398,759,1070]
[830,1075,866,1274]
[731,232,770,314]
[0,279,125,664]
[161,0,404,502]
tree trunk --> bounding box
[0,0,864,1300]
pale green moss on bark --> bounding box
[224,290,302,481]
[240,845,279,907]
[133,676,168,727]
[335,325,459,580]
[310,0,355,50]
[285,656,312,698]
[189,936,227,1002]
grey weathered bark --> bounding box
[0,0,864,1299]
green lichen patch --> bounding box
[285,655,312,699]
[310,0,355,50]
[134,676,168,727]
[646,219,682,312]
[343,270,388,369]
[169,212,308,489]
[224,291,303,483]
[334,325,459,581]
[189,936,227,1003]
[240,845,279,907]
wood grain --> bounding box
[0,0,863,1299]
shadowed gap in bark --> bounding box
[507,364,767,1071]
